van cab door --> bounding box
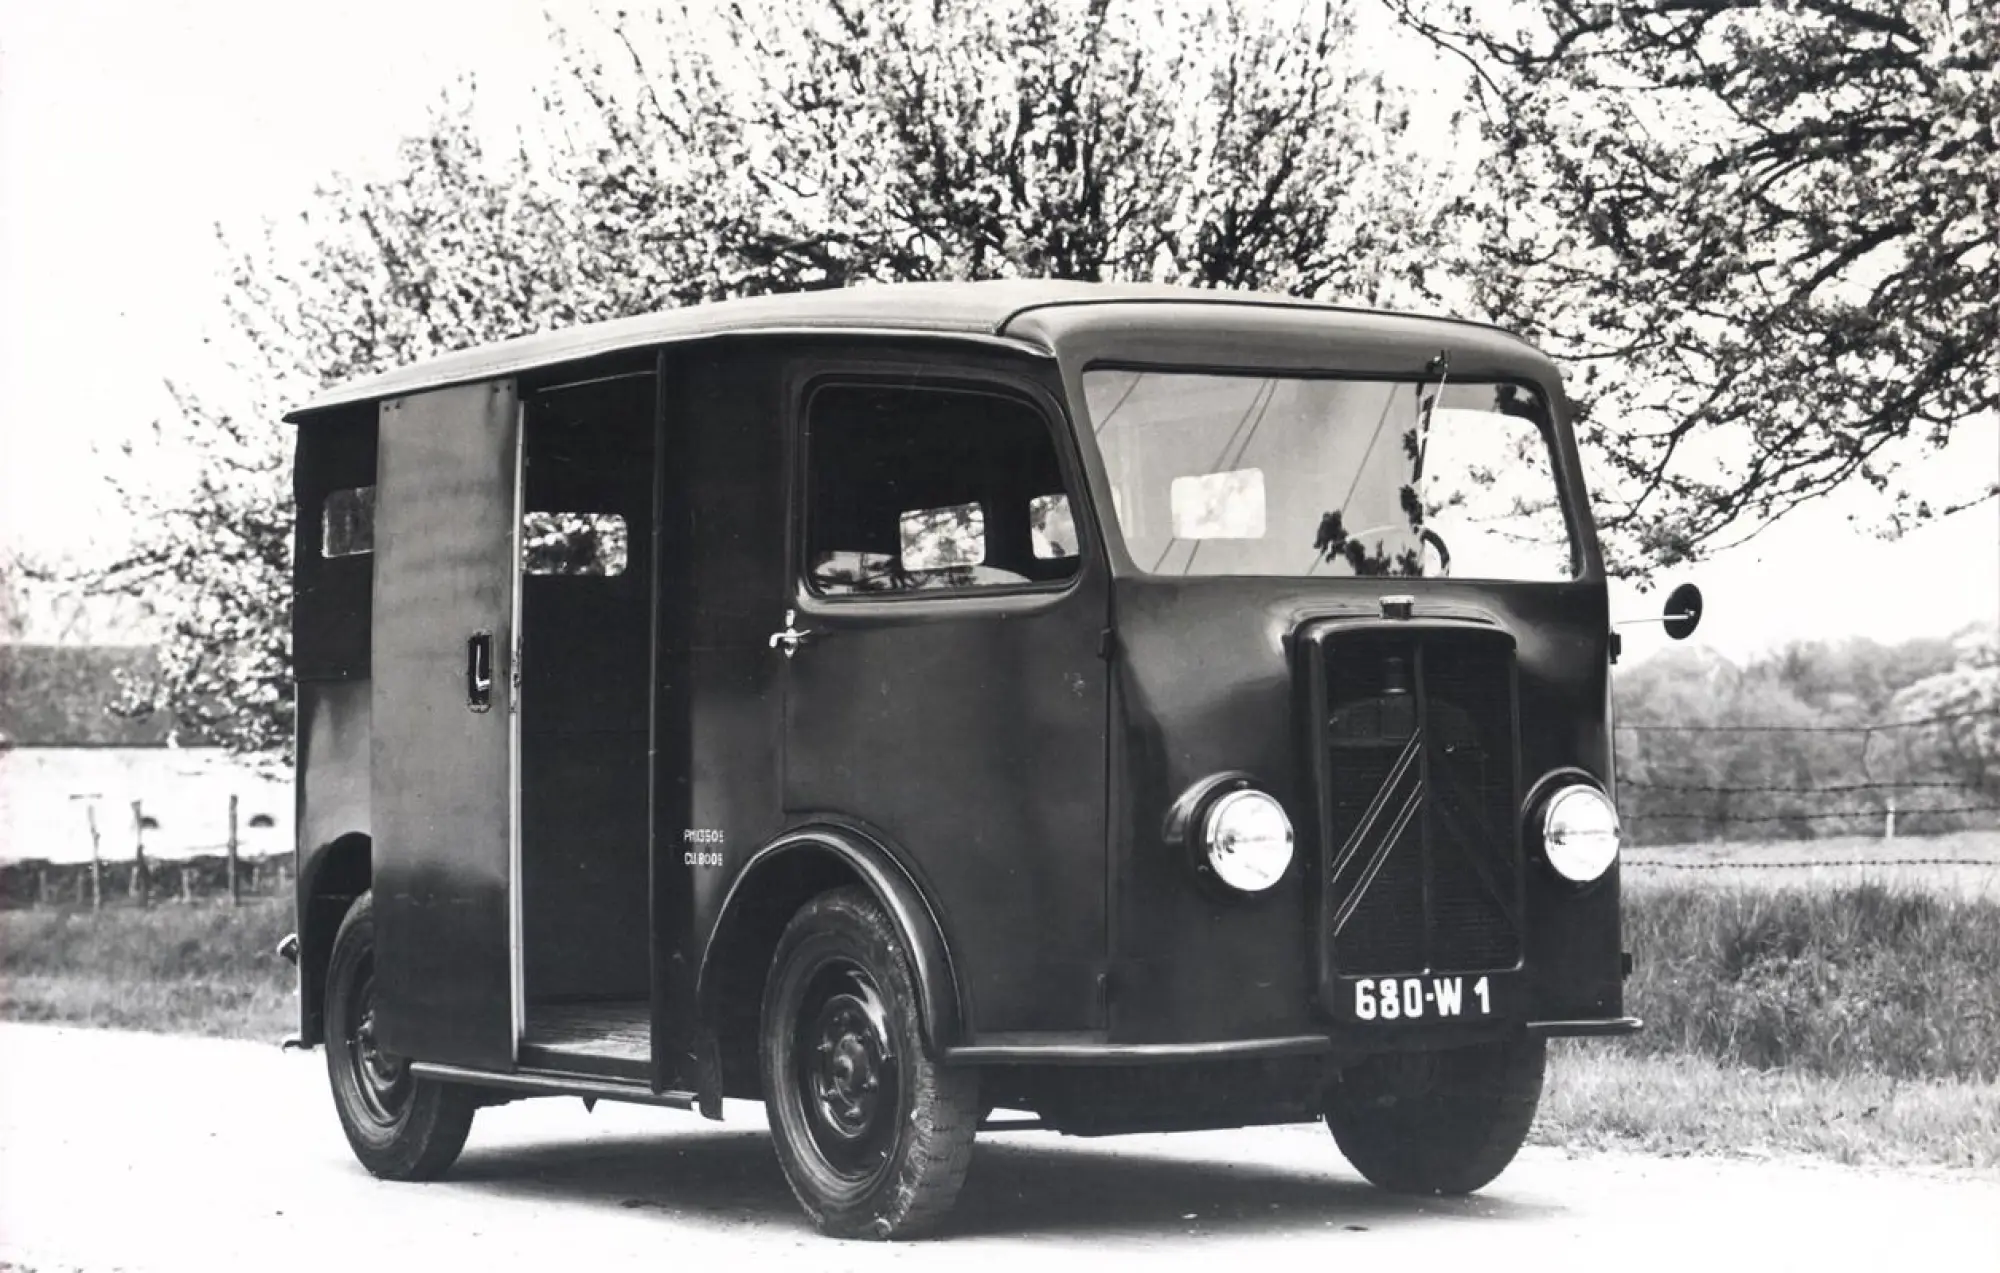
[370,380,521,1067]
[779,368,1109,1035]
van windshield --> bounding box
[1082,370,1578,581]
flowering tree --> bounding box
[1391,0,1999,571]
[80,0,1440,755]
[1889,625,2000,797]
[78,110,578,755]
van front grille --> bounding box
[1315,628,1522,978]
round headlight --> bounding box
[1541,784,1621,883]
[1201,789,1295,893]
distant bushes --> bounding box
[1614,628,1998,845]
[1624,882,2000,1082]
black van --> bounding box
[282,280,1681,1239]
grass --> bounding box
[0,901,296,1040]
[1535,1046,2000,1172]
[3,875,1998,1172]
[1623,879,2000,1082]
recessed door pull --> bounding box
[466,631,494,710]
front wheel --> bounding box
[325,891,478,1180]
[1324,1035,1545,1196]
[760,888,981,1240]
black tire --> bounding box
[760,887,981,1240]
[1324,1035,1545,1196]
[325,891,478,1181]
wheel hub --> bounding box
[794,964,899,1179]
[343,964,412,1127]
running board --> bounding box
[408,1062,700,1110]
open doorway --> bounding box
[516,373,657,1077]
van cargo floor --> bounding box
[520,1001,650,1079]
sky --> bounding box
[1,0,1994,663]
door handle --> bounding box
[767,609,815,660]
[467,631,494,711]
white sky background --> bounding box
[0,0,1993,663]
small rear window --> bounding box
[322,486,376,558]
[899,503,986,571]
[523,512,629,576]
[1030,493,1077,559]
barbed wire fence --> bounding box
[1614,708,2000,873]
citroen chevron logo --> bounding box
[1327,730,1423,937]
[1325,728,1523,950]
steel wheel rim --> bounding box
[343,957,412,1128]
[792,958,899,1183]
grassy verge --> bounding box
[1622,879,2000,1082]
[4,881,1998,1171]
[0,902,295,1040]
[1536,1046,2000,1172]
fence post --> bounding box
[36,866,48,909]
[226,794,240,907]
[84,803,102,913]
[1885,796,1897,841]
[131,800,150,908]
[179,865,193,905]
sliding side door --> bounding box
[370,380,521,1068]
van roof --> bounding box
[284,279,1532,419]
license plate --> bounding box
[1351,974,1494,1022]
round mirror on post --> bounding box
[1663,582,1704,640]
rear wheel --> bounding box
[1324,1035,1545,1196]
[760,887,981,1240]
[325,891,477,1180]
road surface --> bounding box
[1,1024,1993,1271]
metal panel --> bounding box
[292,677,372,1044]
[371,380,519,1068]
[780,364,1111,1034]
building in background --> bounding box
[0,644,290,864]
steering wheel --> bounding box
[1343,525,1453,577]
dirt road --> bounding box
[1,1024,1992,1271]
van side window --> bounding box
[1030,493,1077,559]
[805,385,1080,596]
[899,502,986,571]
[523,511,628,576]
[322,486,376,558]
